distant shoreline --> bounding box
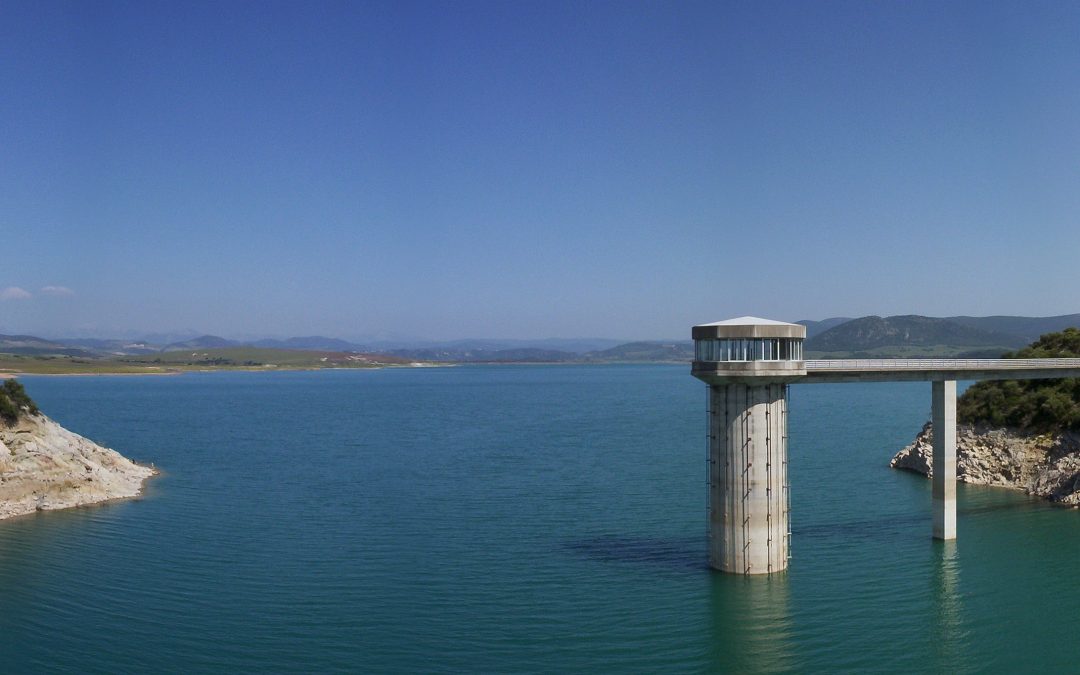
[0,361,685,377]
[1,371,182,378]
[0,363,453,378]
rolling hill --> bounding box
[796,317,853,339]
[386,347,578,363]
[0,334,95,357]
[946,314,1080,345]
[162,335,238,351]
[582,341,693,362]
[251,336,363,351]
[805,315,1027,357]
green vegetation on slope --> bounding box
[0,379,38,426]
[958,328,1080,432]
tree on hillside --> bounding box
[0,379,39,426]
[958,328,1080,432]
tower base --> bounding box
[708,383,790,574]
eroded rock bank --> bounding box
[892,422,1080,504]
[0,413,156,519]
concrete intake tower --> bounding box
[691,317,806,575]
[692,316,1080,575]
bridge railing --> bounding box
[805,358,1080,371]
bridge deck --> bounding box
[803,358,1080,383]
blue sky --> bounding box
[3,1,1080,340]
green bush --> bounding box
[0,379,38,426]
[958,328,1080,432]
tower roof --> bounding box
[695,316,801,328]
[692,316,805,340]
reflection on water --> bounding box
[564,534,796,672]
[707,573,794,673]
[930,540,971,673]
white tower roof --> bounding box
[696,316,801,328]
[692,317,806,340]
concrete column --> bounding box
[932,379,957,540]
[708,383,789,574]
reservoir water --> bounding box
[2,365,1077,672]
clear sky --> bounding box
[3,1,1080,341]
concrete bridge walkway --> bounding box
[804,357,1080,383]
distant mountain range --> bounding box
[804,314,1080,358]
[250,336,366,352]
[6,332,691,363]
[7,313,1080,363]
[162,335,237,351]
[385,341,694,363]
[0,335,95,357]
[59,338,160,355]
[807,315,1021,351]
[943,315,1080,344]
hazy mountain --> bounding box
[162,335,239,351]
[251,336,363,351]
[58,338,162,355]
[0,334,95,357]
[583,341,693,362]
[136,331,202,346]
[796,317,853,339]
[366,337,623,353]
[452,338,624,353]
[387,347,578,362]
[807,315,1026,353]
[389,340,693,363]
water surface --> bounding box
[0,366,1074,672]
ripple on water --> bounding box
[0,370,1076,672]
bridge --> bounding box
[804,358,1080,383]
[692,317,1080,575]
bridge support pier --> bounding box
[932,380,957,540]
[707,384,790,574]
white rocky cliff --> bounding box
[892,422,1080,504]
[0,412,155,519]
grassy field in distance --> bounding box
[0,347,421,375]
[0,354,170,375]
[117,347,414,368]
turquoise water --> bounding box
[1,366,1077,672]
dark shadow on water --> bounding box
[563,534,708,572]
[564,490,1065,574]
[957,498,1059,515]
[793,512,924,541]
[792,500,1053,544]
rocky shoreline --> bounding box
[892,422,1080,505]
[0,413,156,520]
